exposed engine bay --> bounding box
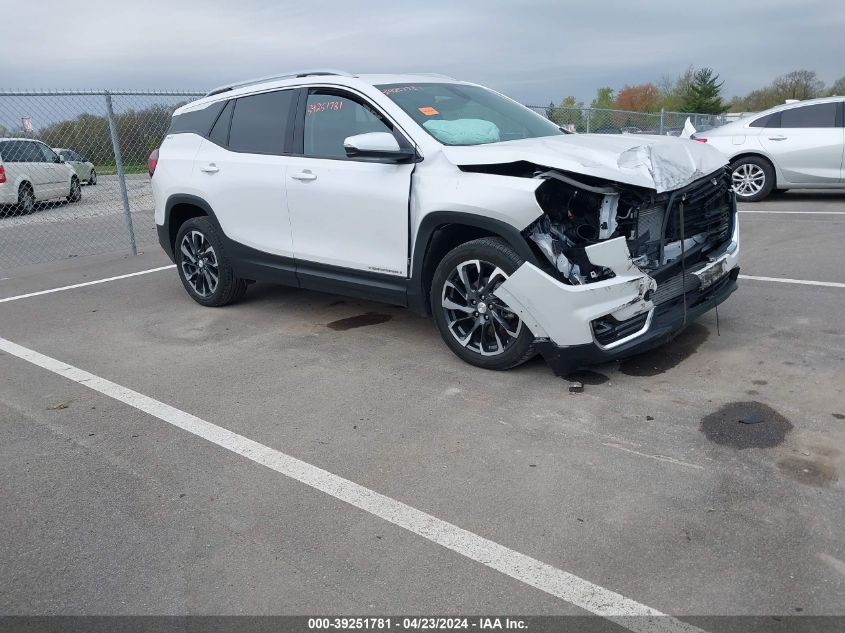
[526,165,735,286]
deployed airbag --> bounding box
[424,119,500,145]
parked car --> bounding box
[593,127,622,134]
[620,126,642,134]
[151,71,738,374]
[54,148,97,185]
[0,138,81,214]
[692,96,845,201]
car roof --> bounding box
[176,71,467,115]
[0,137,43,142]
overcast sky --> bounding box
[2,0,842,104]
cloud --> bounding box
[2,0,843,103]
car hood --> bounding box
[440,133,728,193]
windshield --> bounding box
[377,83,564,146]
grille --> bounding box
[651,263,706,305]
[665,171,733,246]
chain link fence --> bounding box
[528,106,727,135]
[0,90,726,271]
[0,90,203,270]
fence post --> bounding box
[659,108,665,135]
[104,90,137,256]
[585,108,591,133]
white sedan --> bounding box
[54,148,97,185]
[692,96,844,201]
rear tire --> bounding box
[730,156,774,202]
[175,216,248,307]
[67,177,82,203]
[431,237,536,371]
[17,184,36,215]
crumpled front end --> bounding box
[490,166,740,374]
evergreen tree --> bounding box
[681,68,726,114]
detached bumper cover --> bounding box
[493,217,740,375]
[535,267,738,375]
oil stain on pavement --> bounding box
[618,322,709,377]
[776,456,838,487]
[700,401,793,449]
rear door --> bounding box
[758,102,844,184]
[196,89,297,272]
[285,88,415,280]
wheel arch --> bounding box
[728,152,780,187]
[408,211,541,315]
[163,194,221,259]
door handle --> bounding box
[290,170,317,181]
[768,136,788,141]
[200,163,219,173]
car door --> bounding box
[21,141,54,200]
[61,150,84,180]
[36,143,69,198]
[758,101,844,184]
[196,89,298,268]
[285,88,415,283]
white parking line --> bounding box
[0,335,705,633]
[739,210,845,215]
[739,275,845,289]
[0,265,175,303]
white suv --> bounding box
[152,71,739,374]
[0,138,81,214]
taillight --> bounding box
[0,165,6,184]
[148,148,159,177]
[693,137,708,143]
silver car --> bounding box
[692,96,844,201]
[54,148,97,185]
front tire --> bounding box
[89,169,97,185]
[67,177,82,203]
[730,156,774,202]
[175,217,247,307]
[431,237,536,370]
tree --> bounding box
[830,76,845,96]
[680,68,726,114]
[590,87,615,110]
[544,100,556,120]
[658,67,694,111]
[730,69,828,112]
[772,70,825,101]
[615,83,662,112]
[548,96,584,131]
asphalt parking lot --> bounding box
[1,192,844,631]
[0,174,156,269]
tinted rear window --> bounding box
[228,90,294,154]
[780,103,838,128]
[169,101,227,136]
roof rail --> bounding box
[206,69,354,97]
[402,72,457,80]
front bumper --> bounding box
[493,208,740,376]
[535,267,738,375]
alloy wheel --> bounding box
[441,259,522,356]
[180,230,219,297]
[732,163,766,197]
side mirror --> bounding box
[344,132,416,162]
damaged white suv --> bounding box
[152,71,739,374]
